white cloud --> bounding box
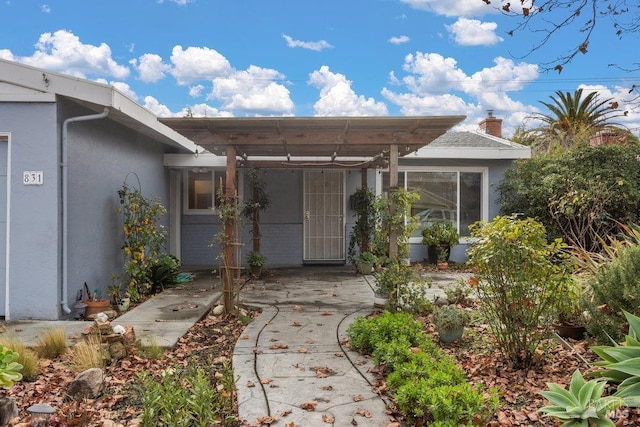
[189,84,205,97]
[209,65,294,115]
[401,52,469,94]
[384,51,541,136]
[381,88,473,116]
[446,18,503,46]
[0,50,15,61]
[577,84,640,133]
[308,66,388,116]
[17,30,130,79]
[282,34,333,51]
[130,53,171,83]
[389,35,410,45]
[40,4,51,13]
[178,103,234,118]
[110,81,138,101]
[169,45,232,85]
[400,0,492,17]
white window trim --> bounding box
[183,169,218,215]
[391,166,489,244]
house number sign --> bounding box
[23,171,44,185]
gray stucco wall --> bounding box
[62,100,173,316]
[0,102,60,319]
[181,169,305,267]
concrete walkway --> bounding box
[0,269,221,348]
[233,266,394,427]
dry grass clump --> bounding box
[34,328,68,359]
[0,336,41,380]
[67,335,105,371]
[137,336,165,360]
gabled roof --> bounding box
[413,130,531,159]
[0,58,197,152]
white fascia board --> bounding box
[0,59,197,153]
[164,153,227,168]
[413,147,531,160]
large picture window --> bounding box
[383,169,484,239]
[184,169,226,214]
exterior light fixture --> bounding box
[194,148,199,158]
[27,403,55,426]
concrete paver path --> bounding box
[233,266,394,427]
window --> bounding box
[382,169,485,239]
[184,169,226,214]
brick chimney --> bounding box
[479,110,502,138]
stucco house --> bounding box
[0,58,530,320]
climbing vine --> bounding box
[117,177,167,301]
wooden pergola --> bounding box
[160,116,465,312]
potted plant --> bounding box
[422,222,459,264]
[553,277,587,340]
[107,274,130,312]
[433,305,470,343]
[246,250,267,276]
[436,247,450,270]
[357,252,377,275]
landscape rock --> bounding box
[67,368,104,400]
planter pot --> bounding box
[374,292,389,308]
[554,323,586,340]
[82,299,111,319]
[117,297,131,312]
[438,327,464,343]
[250,265,263,276]
[427,245,439,264]
[437,262,448,270]
[358,262,374,275]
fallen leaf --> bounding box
[293,305,303,311]
[260,378,273,384]
[353,394,364,402]
[247,381,255,387]
[298,347,307,353]
[301,401,317,411]
[322,414,335,423]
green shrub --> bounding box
[346,311,424,354]
[149,254,181,294]
[137,359,236,427]
[467,215,575,369]
[348,311,497,425]
[587,243,640,343]
[395,377,497,426]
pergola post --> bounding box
[223,146,237,314]
[388,144,399,259]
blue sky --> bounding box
[1,0,639,137]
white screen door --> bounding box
[303,170,345,263]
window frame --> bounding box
[379,166,488,244]
[182,169,227,215]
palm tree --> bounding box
[529,89,625,153]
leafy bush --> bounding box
[467,215,575,369]
[498,144,640,253]
[347,311,424,354]
[587,243,640,343]
[137,359,236,427]
[149,254,181,294]
[347,311,497,425]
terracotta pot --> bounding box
[437,261,448,270]
[82,299,111,319]
[250,265,262,276]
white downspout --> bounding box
[60,108,109,314]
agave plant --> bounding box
[539,370,624,426]
[0,345,23,388]
[590,310,640,401]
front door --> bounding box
[303,171,345,263]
